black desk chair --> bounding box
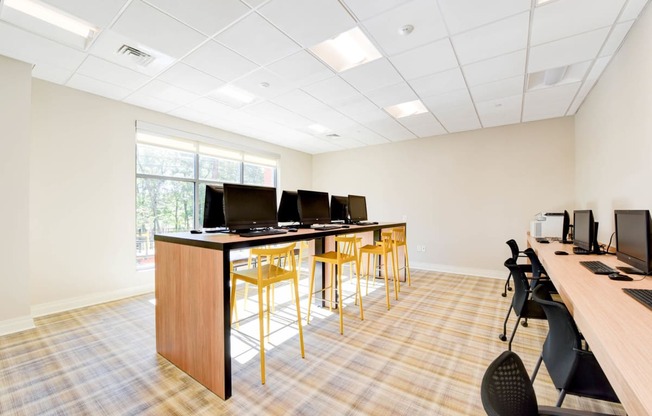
[481,350,616,416]
[523,248,551,289]
[531,284,620,407]
[500,259,550,350]
[502,239,532,297]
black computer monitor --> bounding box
[330,195,349,222]
[202,185,225,229]
[573,210,600,254]
[223,183,278,232]
[278,190,300,223]
[561,210,572,243]
[297,189,330,226]
[348,194,368,223]
[615,210,652,274]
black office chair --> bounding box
[481,350,616,416]
[523,248,551,289]
[530,284,620,407]
[502,239,532,297]
[499,258,550,350]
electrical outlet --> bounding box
[422,245,426,252]
[416,245,425,252]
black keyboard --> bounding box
[579,261,617,275]
[623,289,652,311]
[310,224,341,230]
[355,221,378,225]
[238,229,287,237]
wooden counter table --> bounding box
[528,236,652,416]
[154,222,406,400]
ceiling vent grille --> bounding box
[116,44,154,67]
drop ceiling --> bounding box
[0,0,649,154]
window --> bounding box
[136,128,278,269]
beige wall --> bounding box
[314,118,576,277]
[27,79,312,316]
[575,3,652,243]
[0,56,34,334]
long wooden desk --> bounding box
[529,236,652,416]
[154,222,406,400]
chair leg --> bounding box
[556,389,567,407]
[337,270,344,335]
[507,316,522,351]
[390,249,399,301]
[531,353,543,384]
[403,243,411,287]
[307,259,316,324]
[293,275,305,359]
[230,276,238,328]
[266,286,271,338]
[355,260,364,321]
[364,252,371,296]
[499,305,512,342]
[502,272,512,297]
[383,253,390,310]
[258,285,266,385]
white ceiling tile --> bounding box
[619,0,650,21]
[423,88,481,132]
[271,90,332,117]
[463,49,526,86]
[124,92,181,113]
[409,67,467,98]
[244,101,313,127]
[215,12,301,65]
[365,82,418,108]
[135,79,202,105]
[260,0,356,47]
[183,40,258,82]
[301,76,360,105]
[267,50,334,87]
[333,95,380,120]
[41,0,128,28]
[310,108,358,131]
[528,27,610,73]
[475,94,522,128]
[452,12,529,65]
[469,75,523,102]
[77,56,150,90]
[342,0,410,21]
[183,97,237,117]
[338,124,390,145]
[367,116,418,141]
[567,79,595,115]
[32,65,74,84]
[231,67,294,99]
[168,106,213,123]
[390,38,458,80]
[398,112,446,137]
[587,55,612,81]
[362,0,448,56]
[67,73,133,100]
[531,0,625,46]
[158,62,224,94]
[438,0,530,35]
[242,0,269,9]
[112,0,206,59]
[600,20,634,57]
[340,58,403,93]
[145,0,251,36]
[0,22,86,70]
[522,82,580,122]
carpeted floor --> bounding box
[0,269,625,415]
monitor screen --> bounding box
[562,210,571,243]
[202,185,225,229]
[278,190,300,223]
[348,194,368,222]
[573,210,596,252]
[223,183,278,231]
[330,195,348,222]
[297,189,330,225]
[615,210,652,274]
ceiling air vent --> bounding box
[326,133,341,138]
[116,44,154,67]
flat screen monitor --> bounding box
[615,210,652,274]
[348,194,368,222]
[561,210,571,243]
[297,189,330,225]
[330,195,349,222]
[223,183,278,231]
[278,190,300,223]
[202,185,225,229]
[573,210,599,253]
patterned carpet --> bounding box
[0,268,625,415]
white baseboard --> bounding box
[31,284,155,318]
[411,262,505,280]
[0,315,36,336]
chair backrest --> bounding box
[532,284,582,390]
[506,239,520,261]
[392,227,407,246]
[481,350,539,416]
[503,259,531,316]
[523,248,546,281]
[251,243,297,279]
[335,235,359,262]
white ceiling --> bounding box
[0,0,649,154]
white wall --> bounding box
[314,118,575,277]
[0,56,34,335]
[27,79,312,316]
[574,3,652,243]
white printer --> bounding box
[530,212,565,239]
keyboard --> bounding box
[355,221,378,225]
[573,247,591,254]
[579,261,617,275]
[623,289,652,311]
[310,224,341,230]
[536,238,550,244]
[238,229,287,237]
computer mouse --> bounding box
[190,229,203,234]
[342,225,349,228]
[608,272,633,281]
[554,250,568,255]
[287,228,298,232]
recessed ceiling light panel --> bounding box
[384,100,428,119]
[309,27,382,73]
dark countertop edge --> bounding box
[154,222,407,251]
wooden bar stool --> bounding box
[359,231,399,310]
[391,227,411,288]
